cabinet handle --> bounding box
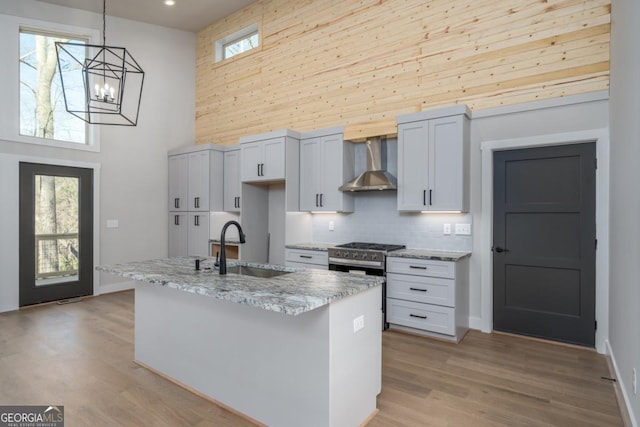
[319,193,323,207]
[174,215,179,226]
[315,194,319,207]
[409,265,427,270]
[423,190,426,206]
[194,215,199,226]
[299,255,313,259]
[409,287,427,292]
[261,163,265,176]
[429,189,433,206]
[410,314,427,319]
[175,198,180,209]
[194,197,199,209]
[257,163,261,176]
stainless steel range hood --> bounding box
[339,137,397,192]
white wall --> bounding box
[609,0,640,423]
[0,0,195,311]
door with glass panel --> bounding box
[19,163,93,306]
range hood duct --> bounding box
[339,137,397,192]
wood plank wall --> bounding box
[196,0,610,145]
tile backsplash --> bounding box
[311,191,472,252]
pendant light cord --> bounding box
[102,0,106,45]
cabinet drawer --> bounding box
[386,273,454,307]
[386,257,454,279]
[386,299,455,336]
[285,261,327,271]
[285,249,328,267]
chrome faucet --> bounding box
[219,220,246,275]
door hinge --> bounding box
[594,158,598,170]
[595,320,598,331]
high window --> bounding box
[19,28,88,145]
[215,23,259,62]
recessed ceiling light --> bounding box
[164,0,175,5]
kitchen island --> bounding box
[97,257,383,427]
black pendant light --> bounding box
[55,0,144,126]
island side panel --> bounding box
[328,285,382,427]
[134,282,330,427]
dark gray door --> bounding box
[19,163,93,306]
[493,143,596,346]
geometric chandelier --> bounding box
[55,0,144,126]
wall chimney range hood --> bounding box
[339,137,397,192]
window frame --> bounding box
[215,23,260,63]
[0,16,101,153]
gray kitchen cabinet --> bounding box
[299,127,354,212]
[285,248,328,270]
[168,144,224,257]
[386,255,469,342]
[168,154,188,211]
[396,105,470,212]
[168,213,188,257]
[240,137,286,182]
[223,148,241,212]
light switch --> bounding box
[329,220,335,231]
[443,223,451,235]
[106,219,119,228]
[455,223,471,235]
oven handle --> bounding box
[328,258,384,268]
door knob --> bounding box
[493,246,508,253]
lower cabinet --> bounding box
[169,212,210,257]
[386,256,469,342]
[285,248,328,270]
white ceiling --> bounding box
[35,0,258,32]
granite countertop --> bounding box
[389,249,471,261]
[97,256,382,316]
[285,243,335,252]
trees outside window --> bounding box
[19,29,87,144]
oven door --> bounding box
[328,263,387,330]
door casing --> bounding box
[480,128,610,354]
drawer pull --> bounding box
[409,265,427,270]
[299,255,313,259]
[409,287,427,292]
[410,314,427,319]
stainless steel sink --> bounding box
[226,265,292,278]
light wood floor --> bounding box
[0,291,623,426]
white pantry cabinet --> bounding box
[396,105,470,212]
[299,127,354,212]
[168,144,224,257]
[223,148,241,212]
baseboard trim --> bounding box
[98,280,136,295]
[606,340,637,427]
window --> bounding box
[215,23,259,62]
[19,28,88,145]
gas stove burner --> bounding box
[335,242,405,252]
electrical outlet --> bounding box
[443,223,451,235]
[106,219,119,228]
[328,220,335,231]
[455,223,471,235]
[633,368,637,395]
[353,315,364,333]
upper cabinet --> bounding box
[168,144,224,212]
[299,127,354,212]
[240,130,300,183]
[396,106,470,212]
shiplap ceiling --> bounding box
[35,0,257,32]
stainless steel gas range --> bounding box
[328,242,405,329]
